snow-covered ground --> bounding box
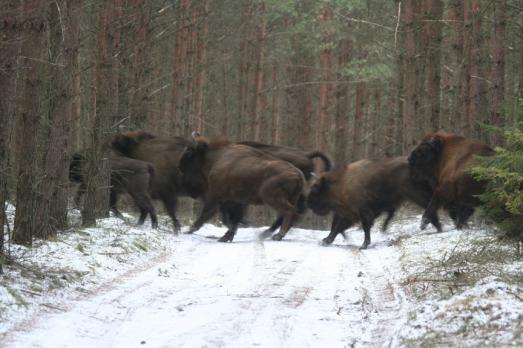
[1,206,523,347]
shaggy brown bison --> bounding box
[179,137,306,242]
[229,140,332,233]
[237,141,332,178]
[408,132,494,230]
[69,151,158,228]
[111,131,191,232]
[306,157,442,249]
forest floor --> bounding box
[1,205,523,347]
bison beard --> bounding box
[179,138,306,242]
[69,151,158,228]
[408,132,494,230]
[306,157,442,249]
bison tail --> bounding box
[306,151,332,172]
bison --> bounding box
[306,157,442,249]
[179,137,306,242]
[111,131,191,232]
[237,141,331,178]
[408,131,494,230]
[227,140,332,234]
[69,151,158,228]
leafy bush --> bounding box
[470,102,523,237]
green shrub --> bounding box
[470,101,523,237]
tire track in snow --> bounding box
[3,227,409,348]
[352,240,407,348]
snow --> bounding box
[1,206,523,347]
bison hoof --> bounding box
[218,234,234,243]
[258,230,273,240]
[359,243,369,250]
[420,218,429,231]
[321,238,333,246]
[271,233,283,241]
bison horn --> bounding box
[191,131,201,139]
[310,172,318,178]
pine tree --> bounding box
[471,101,523,237]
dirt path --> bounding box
[4,226,409,348]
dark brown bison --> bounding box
[306,157,442,249]
[408,132,494,230]
[223,140,332,234]
[237,141,332,178]
[69,151,158,228]
[111,131,191,232]
[179,137,306,242]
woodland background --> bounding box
[0,0,522,248]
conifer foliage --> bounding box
[471,101,523,237]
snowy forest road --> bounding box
[4,226,408,348]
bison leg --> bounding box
[130,191,158,229]
[322,214,351,245]
[447,204,474,230]
[188,199,219,234]
[258,176,301,241]
[217,202,243,242]
[256,216,284,240]
[220,202,245,229]
[271,213,299,241]
[359,209,375,249]
[269,194,306,236]
[161,195,181,233]
[421,194,443,231]
[381,208,396,232]
[109,190,125,220]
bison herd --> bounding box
[70,130,494,249]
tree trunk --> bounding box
[33,0,81,238]
[271,66,280,144]
[352,81,365,159]
[81,1,113,226]
[0,0,21,258]
[401,0,419,153]
[194,0,209,133]
[172,0,188,135]
[462,0,484,137]
[445,0,464,131]
[221,53,229,136]
[128,0,151,129]
[252,1,266,141]
[423,0,443,131]
[334,31,352,165]
[489,0,506,145]
[317,5,333,151]
[12,0,47,245]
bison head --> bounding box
[179,140,209,198]
[306,175,332,216]
[111,131,155,157]
[408,136,442,188]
